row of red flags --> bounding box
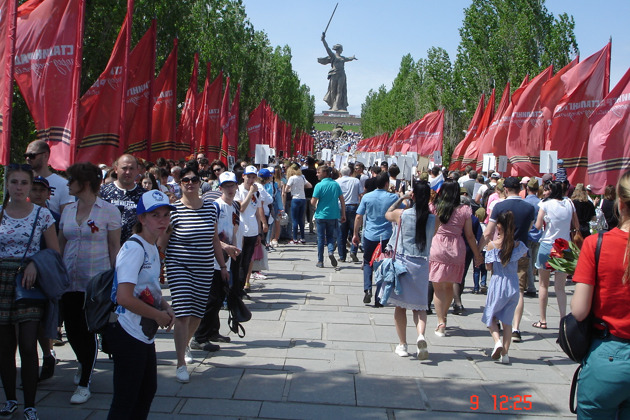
[246,99,313,159]
[0,0,312,170]
[355,109,444,156]
[450,42,630,192]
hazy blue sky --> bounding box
[241,0,630,117]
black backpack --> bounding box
[226,287,252,338]
[84,237,144,333]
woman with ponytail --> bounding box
[384,181,436,360]
[571,170,630,418]
[482,211,528,364]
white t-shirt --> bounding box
[256,182,274,217]
[213,198,241,270]
[235,184,261,237]
[337,176,363,205]
[114,235,162,344]
[0,205,54,258]
[286,175,307,199]
[539,199,574,244]
[46,173,73,214]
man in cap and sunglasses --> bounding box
[24,140,73,214]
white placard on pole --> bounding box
[334,154,343,168]
[321,148,333,161]
[539,150,558,174]
[255,144,270,165]
[482,153,496,173]
[497,155,508,173]
[433,150,442,166]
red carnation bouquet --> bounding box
[546,238,580,275]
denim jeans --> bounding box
[338,204,358,260]
[315,219,338,263]
[362,237,389,293]
[473,252,488,290]
[291,199,306,240]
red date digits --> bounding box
[470,395,479,410]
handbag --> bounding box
[557,233,605,414]
[15,207,47,303]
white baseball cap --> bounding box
[219,172,237,186]
[137,190,175,215]
[244,165,258,175]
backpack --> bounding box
[226,287,252,338]
[84,237,144,333]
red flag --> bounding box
[546,43,611,184]
[463,90,495,169]
[219,76,230,163]
[588,66,630,194]
[196,69,222,160]
[450,94,485,170]
[175,52,198,156]
[506,66,553,176]
[0,0,17,165]
[76,7,131,165]
[14,0,84,169]
[475,83,509,171]
[123,20,156,161]
[410,110,444,156]
[151,39,179,159]
[247,100,264,157]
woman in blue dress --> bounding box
[483,211,528,364]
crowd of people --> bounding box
[312,127,362,155]
[1,138,629,418]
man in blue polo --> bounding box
[352,172,398,306]
[311,165,346,268]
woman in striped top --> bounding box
[160,165,228,383]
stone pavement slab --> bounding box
[5,234,579,418]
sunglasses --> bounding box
[8,163,33,171]
[181,176,200,184]
[213,168,223,172]
[23,152,44,160]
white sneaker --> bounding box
[70,386,91,404]
[176,365,189,383]
[416,335,429,360]
[185,346,193,364]
[73,364,82,386]
[395,344,409,357]
[491,341,503,360]
[500,354,510,364]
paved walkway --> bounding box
[29,234,577,419]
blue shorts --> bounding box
[535,241,552,270]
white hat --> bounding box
[520,176,530,184]
[137,190,175,215]
[586,184,593,191]
[244,165,258,175]
[219,172,237,186]
[491,172,500,179]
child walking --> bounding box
[482,211,528,364]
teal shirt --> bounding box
[313,177,343,220]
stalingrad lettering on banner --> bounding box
[14,45,75,66]
[126,82,151,106]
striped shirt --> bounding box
[165,200,217,279]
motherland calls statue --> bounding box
[318,32,357,112]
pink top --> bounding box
[430,203,472,237]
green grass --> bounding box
[313,123,336,131]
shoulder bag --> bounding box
[15,207,47,303]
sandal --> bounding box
[532,320,547,329]
[434,323,446,337]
